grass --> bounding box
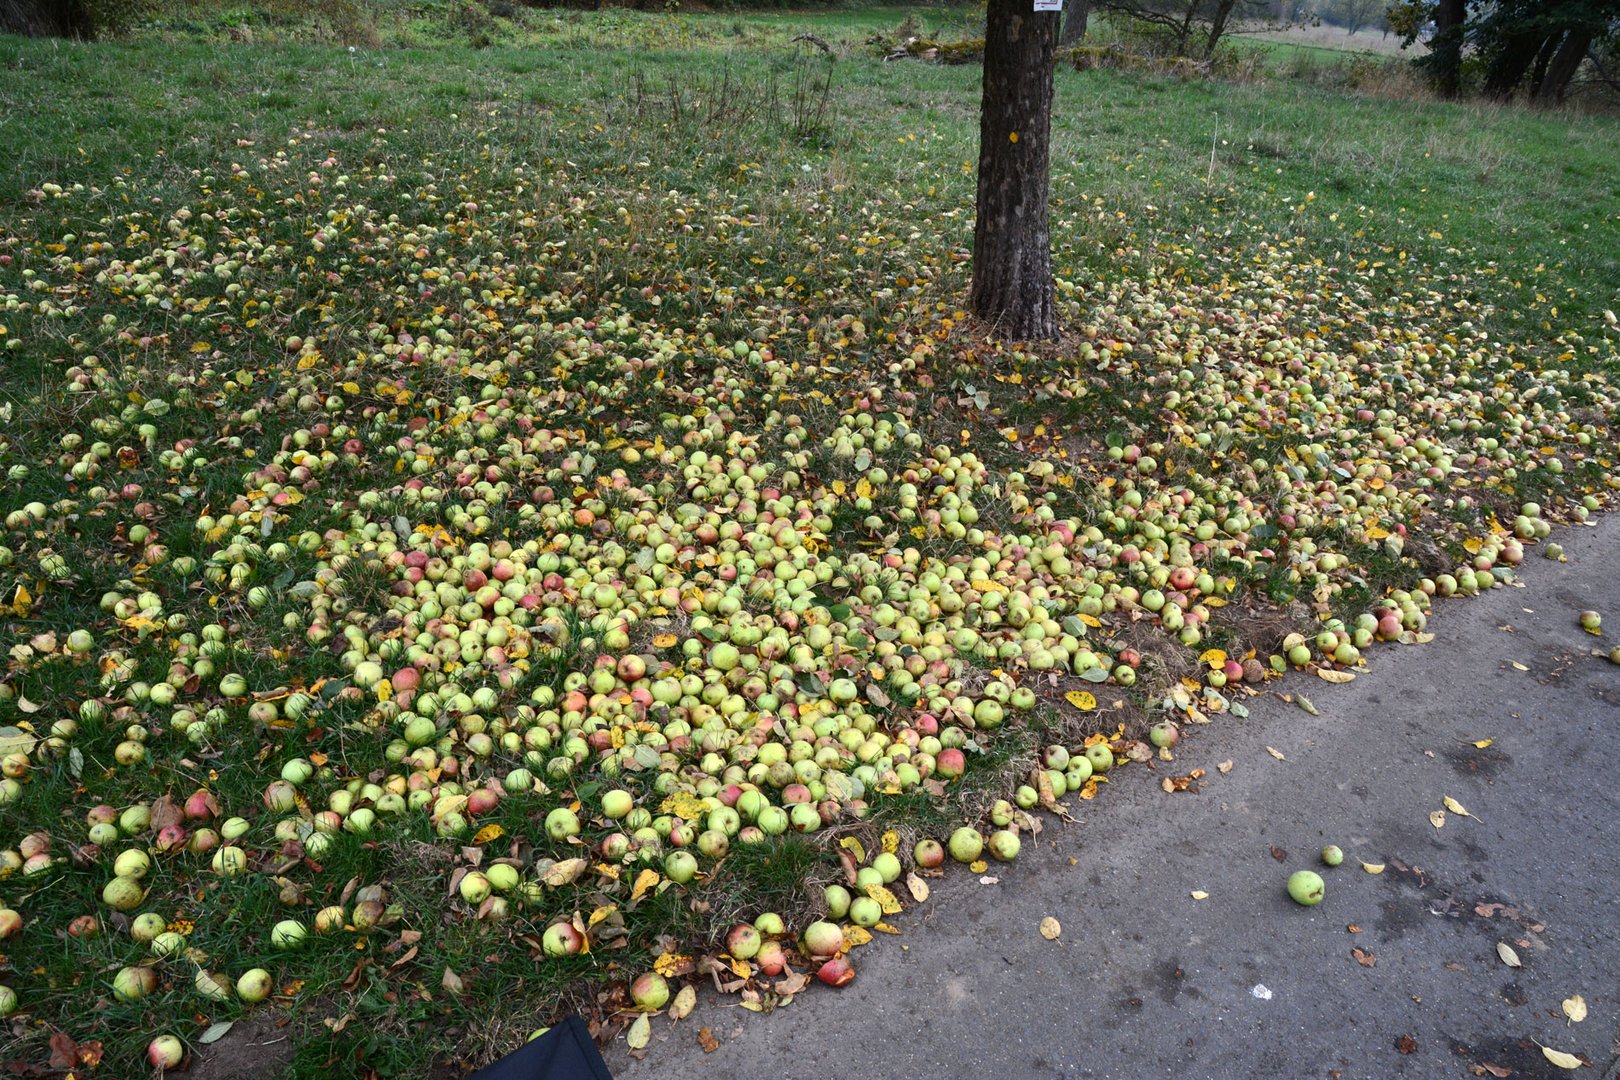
[0,7,1616,1078]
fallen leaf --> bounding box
[630,868,661,902]
[1562,995,1587,1024]
[198,1021,235,1045]
[1362,862,1386,874]
[1352,947,1376,967]
[978,875,1000,885]
[1396,1034,1419,1054]
[1473,738,1494,749]
[1190,890,1209,900]
[441,967,465,994]
[1265,746,1287,761]
[1216,759,1234,774]
[969,860,988,874]
[697,1027,719,1053]
[653,952,694,978]
[1470,1064,1512,1077]
[842,926,872,949]
[1443,796,1477,820]
[905,873,929,903]
[1270,846,1288,862]
[839,836,866,865]
[1039,917,1061,941]
[1316,668,1356,683]
[472,823,504,845]
[1496,942,1521,968]
[1347,924,1362,933]
[880,830,899,854]
[1064,690,1096,710]
[1538,1045,1584,1070]
[626,1015,651,1051]
[1511,661,1530,671]
[1295,695,1319,716]
[863,882,903,915]
[1430,810,1447,829]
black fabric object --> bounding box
[467,1016,613,1080]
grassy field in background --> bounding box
[0,8,1617,1077]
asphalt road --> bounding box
[608,515,1620,1080]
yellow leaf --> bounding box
[627,1014,651,1049]
[1464,537,1483,554]
[1266,746,1287,761]
[1078,613,1102,628]
[727,956,752,979]
[587,905,617,928]
[472,824,505,845]
[855,479,874,499]
[1473,738,1494,749]
[1563,995,1587,1024]
[296,353,320,370]
[1442,796,1475,820]
[1496,942,1521,968]
[1203,596,1227,608]
[872,921,902,934]
[631,868,661,903]
[905,873,929,903]
[969,860,988,874]
[1365,525,1391,541]
[1511,661,1530,671]
[1430,810,1447,829]
[1038,917,1062,940]
[864,883,902,915]
[1539,1045,1584,1070]
[653,634,678,648]
[839,836,866,865]
[1064,690,1096,711]
[880,831,899,855]
[831,480,847,496]
[670,984,696,1021]
[653,952,692,977]
[842,925,872,950]
[659,792,705,821]
[11,583,32,615]
[1199,648,1227,668]
[1361,862,1386,874]
[1316,668,1356,684]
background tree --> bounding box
[0,0,96,37]
[1092,0,1278,58]
[970,0,1061,339]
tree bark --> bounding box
[971,0,1060,341]
[1204,0,1239,57]
[1484,29,1549,98]
[1060,0,1090,45]
[1429,0,1467,97]
[1528,30,1560,97]
[0,0,95,38]
[1534,27,1593,102]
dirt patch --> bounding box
[189,1010,295,1080]
[1442,743,1513,781]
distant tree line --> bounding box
[1390,0,1619,100]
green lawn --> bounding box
[0,9,1616,1078]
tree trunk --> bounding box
[1534,27,1593,102]
[1060,0,1090,45]
[1484,30,1549,99]
[1429,0,1466,97]
[1204,0,1239,58]
[1528,31,1560,97]
[971,0,1060,340]
[0,0,95,38]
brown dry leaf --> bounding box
[1538,1045,1584,1070]
[1265,746,1287,761]
[1496,942,1522,968]
[1352,947,1376,968]
[1347,924,1362,934]
[1039,917,1061,941]
[1316,668,1356,683]
[697,1027,720,1053]
[1562,995,1587,1024]
[626,1015,651,1051]
[1470,1065,1512,1078]
[669,984,696,1021]
[1396,1034,1419,1055]
[905,873,930,903]
[1216,759,1234,774]
[1430,810,1447,830]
